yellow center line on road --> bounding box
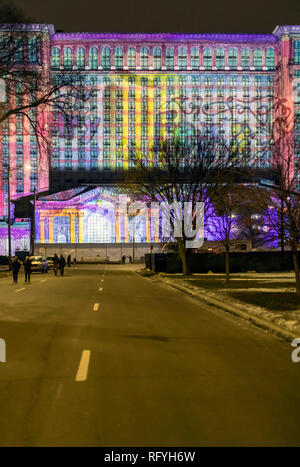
[75,350,91,382]
[93,303,99,311]
[40,279,47,283]
[15,288,25,292]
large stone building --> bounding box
[0,23,299,257]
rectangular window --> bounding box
[294,41,300,64]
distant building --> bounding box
[0,23,299,254]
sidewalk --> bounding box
[138,270,300,341]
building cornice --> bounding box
[52,32,278,44]
[273,25,300,37]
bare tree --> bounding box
[237,186,272,249]
[207,184,241,284]
[0,11,86,172]
[127,137,241,275]
[266,134,300,294]
[208,184,272,283]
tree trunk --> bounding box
[225,245,230,284]
[280,220,285,253]
[177,239,190,276]
[292,249,300,295]
[279,200,285,252]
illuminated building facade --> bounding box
[0,24,299,254]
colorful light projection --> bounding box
[0,221,30,256]
[34,189,154,244]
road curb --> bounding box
[137,271,299,342]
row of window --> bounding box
[51,45,275,70]
[50,74,274,88]
[0,37,40,64]
[294,41,300,64]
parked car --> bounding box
[29,256,44,273]
[46,256,54,269]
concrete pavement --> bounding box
[0,264,299,446]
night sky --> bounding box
[12,0,300,34]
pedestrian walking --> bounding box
[23,256,32,283]
[67,254,71,267]
[42,258,49,274]
[59,255,66,276]
[53,254,59,276]
[11,256,21,283]
[129,255,133,264]
[121,255,126,264]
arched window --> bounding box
[28,37,37,63]
[77,47,85,68]
[152,47,162,70]
[53,217,70,243]
[191,46,199,69]
[140,46,149,69]
[165,46,174,70]
[89,46,98,69]
[64,47,73,69]
[178,46,187,69]
[241,47,250,69]
[2,237,15,255]
[295,40,300,64]
[15,39,24,64]
[114,46,123,69]
[51,47,60,68]
[203,47,212,69]
[0,38,9,63]
[21,235,30,251]
[253,48,263,70]
[127,47,136,69]
[101,46,110,70]
[216,47,225,69]
[228,47,237,69]
[129,215,146,242]
[266,48,274,69]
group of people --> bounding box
[11,254,73,283]
[53,254,68,276]
[11,256,33,284]
[121,255,133,264]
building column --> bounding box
[70,212,76,243]
[40,215,45,244]
[124,214,129,243]
[152,207,160,242]
[115,210,120,243]
[146,209,151,243]
[48,215,54,243]
[78,212,84,243]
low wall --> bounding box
[35,243,162,263]
[145,251,300,273]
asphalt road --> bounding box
[0,264,299,446]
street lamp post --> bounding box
[7,166,11,266]
[127,197,138,264]
[132,215,135,263]
[31,187,37,256]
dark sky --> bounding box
[13,0,300,34]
